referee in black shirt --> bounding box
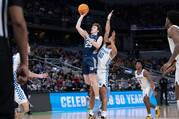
[0,0,29,118]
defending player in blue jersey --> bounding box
[76,12,103,118]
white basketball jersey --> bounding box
[135,69,150,90]
[13,53,20,72]
[97,44,112,71]
[168,25,179,60]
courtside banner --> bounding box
[50,92,88,112]
[108,91,144,108]
[50,91,146,112]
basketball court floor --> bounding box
[23,104,179,119]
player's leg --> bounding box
[83,74,91,85]
[84,57,98,118]
[89,73,100,114]
[99,86,107,119]
[88,87,95,119]
[143,95,152,119]
[14,79,29,119]
[89,73,99,99]
[98,71,108,119]
[83,70,92,113]
[83,74,91,102]
[21,85,32,115]
[15,111,22,119]
[147,88,160,118]
[21,102,29,113]
[88,56,100,113]
[15,103,29,119]
[143,87,156,119]
[88,56,99,98]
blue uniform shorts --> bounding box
[82,55,97,75]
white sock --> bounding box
[177,100,179,111]
[101,111,107,117]
[88,110,94,116]
[95,96,100,100]
[148,114,152,117]
[155,106,159,110]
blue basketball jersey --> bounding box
[83,34,99,57]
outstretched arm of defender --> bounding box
[76,14,88,38]
[104,10,113,43]
[110,31,117,59]
[29,71,48,79]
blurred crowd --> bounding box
[27,46,174,93]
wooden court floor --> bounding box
[23,104,179,119]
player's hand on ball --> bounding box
[78,4,89,16]
[81,12,88,17]
[16,64,29,85]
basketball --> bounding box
[78,4,89,15]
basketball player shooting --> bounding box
[76,4,103,114]
[161,10,179,111]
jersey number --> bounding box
[85,40,92,48]
[98,52,104,59]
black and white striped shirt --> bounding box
[0,0,23,38]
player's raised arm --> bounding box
[110,31,117,59]
[76,14,88,39]
[104,10,113,43]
